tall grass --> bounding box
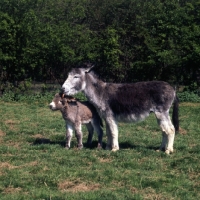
[0,96,200,199]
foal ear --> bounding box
[85,65,95,73]
[60,98,66,105]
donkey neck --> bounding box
[83,73,106,111]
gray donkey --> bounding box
[61,64,179,154]
[49,93,103,149]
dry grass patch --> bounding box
[58,180,101,193]
[180,102,200,107]
[0,130,6,143]
[4,141,24,149]
[2,186,22,194]
[0,162,17,170]
[178,127,188,135]
[4,119,20,131]
[31,134,45,139]
[5,119,20,125]
[99,157,112,163]
[142,187,170,200]
[0,161,38,171]
[0,130,6,137]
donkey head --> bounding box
[61,65,94,95]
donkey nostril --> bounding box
[49,105,52,109]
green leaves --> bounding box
[0,0,200,91]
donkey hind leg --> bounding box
[85,123,94,147]
[155,111,175,154]
[74,123,83,149]
[65,124,73,149]
[106,117,119,152]
[92,120,103,149]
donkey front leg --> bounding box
[65,124,73,149]
[92,121,103,149]
[106,117,119,151]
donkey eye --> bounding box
[74,75,80,78]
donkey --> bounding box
[49,93,103,149]
[61,64,179,154]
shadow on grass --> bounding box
[32,138,66,147]
[119,142,158,151]
[32,138,107,149]
[32,138,158,150]
[32,138,158,151]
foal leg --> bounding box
[86,123,94,147]
[106,117,119,151]
[65,124,73,149]
[74,123,83,149]
[155,111,175,154]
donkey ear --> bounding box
[85,65,95,73]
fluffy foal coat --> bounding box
[61,65,179,154]
[49,93,103,149]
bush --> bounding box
[177,91,200,103]
[1,87,200,104]
[0,89,87,105]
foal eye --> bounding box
[74,75,80,78]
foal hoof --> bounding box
[77,144,83,150]
[97,143,102,150]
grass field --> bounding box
[0,99,200,200]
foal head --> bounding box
[49,93,76,111]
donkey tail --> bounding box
[172,95,179,132]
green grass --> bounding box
[0,100,200,200]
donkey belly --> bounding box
[116,112,150,123]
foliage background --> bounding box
[0,0,200,94]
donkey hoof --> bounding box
[111,147,119,152]
[65,146,70,150]
[165,149,173,154]
[156,147,165,152]
[165,150,170,154]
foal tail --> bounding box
[172,95,179,132]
